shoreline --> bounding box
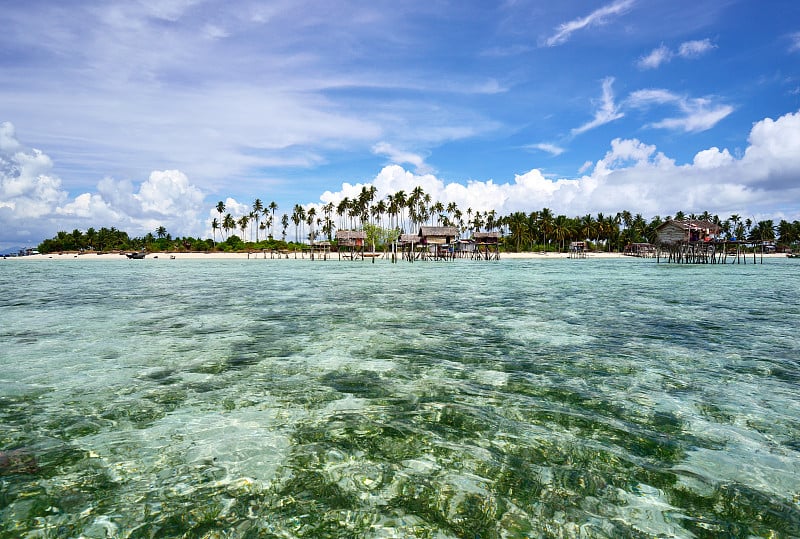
[4,251,787,261]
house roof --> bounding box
[473,231,500,240]
[419,226,458,237]
[656,219,720,232]
[336,230,366,240]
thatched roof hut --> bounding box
[474,231,500,244]
[398,234,418,245]
[336,230,366,247]
[419,226,458,245]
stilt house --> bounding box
[473,231,501,260]
[336,230,366,260]
[655,219,720,245]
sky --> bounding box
[1,0,800,248]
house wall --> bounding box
[657,223,687,244]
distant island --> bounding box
[33,186,799,255]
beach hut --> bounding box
[473,231,501,260]
[623,242,656,258]
[336,230,366,260]
[654,219,730,264]
[655,219,720,245]
[568,241,587,259]
[419,226,458,260]
[398,233,420,261]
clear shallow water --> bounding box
[1,257,799,538]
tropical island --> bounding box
[31,186,800,256]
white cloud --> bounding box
[637,38,715,69]
[544,0,635,47]
[530,143,566,156]
[5,110,800,248]
[638,44,672,69]
[693,147,734,169]
[372,142,431,173]
[678,38,716,58]
[0,122,22,152]
[0,122,207,248]
[572,77,624,135]
[628,89,733,132]
[742,110,800,188]
[318,110,800,222]
[789,32,800,53]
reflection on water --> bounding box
[1,258,799,537]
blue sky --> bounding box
[1,0,800,247]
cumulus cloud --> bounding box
[572,77,624,135]
[544,0,635,47]
[0,122,206,249]
[627,89,733,132]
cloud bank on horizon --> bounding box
[3,109,800,247]
[1,0,799,247]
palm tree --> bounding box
[539,208,554,251]
[336,198,350,231]
[268,201,278,239]
[216,201,225,232]
[291,205,305,243]
[551,215,572,252]
[579,214,595,244]
[156,226,167,239]
[306,207,317,244]
[394,190,407,232]
[85,227,97,251]
[211,218,219,246]
[506,212,531,252]
[237,215,249,241]
[222,213,235,240]
[252,198,263,242]
[322,202,335,240]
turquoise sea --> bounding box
[1,257,799,538]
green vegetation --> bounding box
[37,187,800,254]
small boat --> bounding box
[126,252,146,259]
[787,253,800,258]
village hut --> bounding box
[419,226,458,260]
[654,219,731,264]
[568,241,587,259]
[336,230,366,260]
[623,242,656,258]
[655,219,720,245]
[398,233,420,261]
[473,231,501,260]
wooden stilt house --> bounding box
[419,226,458,260]
[336,230,366,260]
[655,219,736,264]
[472,231,500,260]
